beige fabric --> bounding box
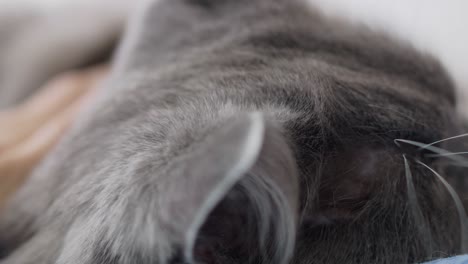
[0,1,132,108]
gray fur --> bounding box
[0,0,466,263]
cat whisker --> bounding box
[420,133,468,149]
[417,160,468,253]
[394,139,468,167]
[427,152,468,158]
[403,155,433,255]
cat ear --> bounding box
[159,112,299,263]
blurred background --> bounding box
[0,0,467,112]
[311,0,468,113]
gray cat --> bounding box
[1,0,467,263]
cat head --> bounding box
[141,43,466,264]
[130,77,465,264]
[93,0,467,263]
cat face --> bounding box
[177,60,462,264]
[156,66,463,264]
[174,66,463,264]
